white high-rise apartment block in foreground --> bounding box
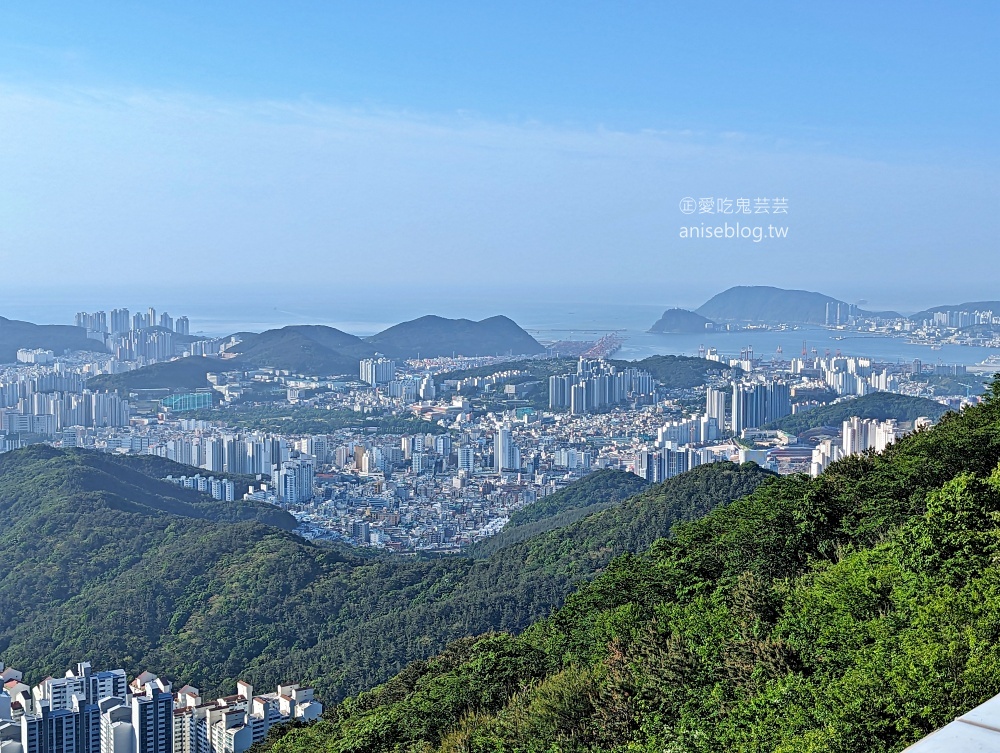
[0,661,322,753]
[811,417,903,477]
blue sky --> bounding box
[0,2,997,311]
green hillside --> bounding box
[765,391,948,434]
[99,452,261,497]
[0,316,106,363]
[87,356,220,393]
[258,381,1000,753]
[0,449,769,705]
[910,372,992,397]
[435,358,576,384]
[438,355,726,403]
[87,317,546,391]
[229,325,378,375]
[909,300,1000,321]
[470,470,650,558]
[609,354,728,389]
[189,403,447,436]
[366,315,545,358]
[648,307,715,334]
[506,469,648,530]
[87,326,375,393]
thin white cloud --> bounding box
[0,84,995,307]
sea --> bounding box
[5,290,999,368]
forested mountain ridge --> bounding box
[365,315,545,358]
[764,391,949,434]
[908,300,1000,321]
[695,285,901,324]
[506,469,649,527]
[470,470,650,558]
[0,445,293,527]
[608,354,727,389]
[86,316,545,392]
[257,385,1000,753]
[0,315,106,362]
[87,356,223,393]
[0,447,772,706]
[647,307,715,333]
[226,325,379,375]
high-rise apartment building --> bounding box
[549,359,655,414]
[457,446,475,474]
[131,690,172,753]
[494,427,515,472]
[110,308,130,335]
[731,381,792,434]
[705,387,727,430]
[272,458,315,503]
[548,375,571,410]
[359,358,396,386]
[3,662,322,753]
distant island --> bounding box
[648,308,715,334]
[694,285,901,325]
[644,285,1000,332]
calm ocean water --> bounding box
[4,291,999,367]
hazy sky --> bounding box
[0,2,997,313]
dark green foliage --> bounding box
[279,461,771,701]
[470,470,650,558]
[0,449,768,710]
[259,385,1000,753]
[765,391,948,434]
[90,328,378,392]
[648,308,715,334]
[434,358,577,412]
[0,316,105,363]
[96,452,261,501]
[0,445,293,528]
[0,446,452,698]
[609,354,727,389]
[231,326,379,376]
[909,372,992,397]
[87,356,218,393]
[435,358,576,385]
[507,470,649,530]
[365,315,545,359]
